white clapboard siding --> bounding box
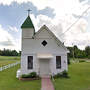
[0,61,20,71]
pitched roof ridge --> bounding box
[34,25,68,52]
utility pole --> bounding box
[72,43,75,61]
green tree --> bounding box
[85,46,90,58]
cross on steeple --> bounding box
[27,9,32,16]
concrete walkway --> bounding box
[41,76,54,90]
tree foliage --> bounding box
[0,48,21,56]
[0,46,90,58]
[67,45,90,59]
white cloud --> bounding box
[0,0,50,9]
[8,26,18,32]
[0,0,90,50]
[65,32,90,50]
[0,25,20,51]
[31,13,90,50]
[0,25,14,44]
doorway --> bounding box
[39,59,50,76]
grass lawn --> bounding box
[0,64,41,90]
[54,61,90,90]
[0,56,20,67]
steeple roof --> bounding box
[21,16,34,28]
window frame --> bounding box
[56,56,61,69]
[41,40,47,46]
[27,56,33,69]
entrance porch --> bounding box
[37,53,53,77]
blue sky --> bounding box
[0,2,55,38]
[0,0,90,51]
[0,2,55,27]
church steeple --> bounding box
[21,10,35,38]
[21,15,35,29]
[21,9,35,31]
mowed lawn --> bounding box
[0,64,41,90]
[54,61,90,90]
[0,56,20,67]
[0,57,90,90]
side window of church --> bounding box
[28,56,33,69]
[56,56,61,69]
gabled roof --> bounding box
[34,25,69,53]
[21,16,34,29]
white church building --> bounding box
[17,14,69,77]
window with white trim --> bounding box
[56,56,61,69]
[28,56,33,69]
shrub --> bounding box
[53,73,62,78]
[62,70,68,78]
[21,74,30,78]
[79,60,85,63]
[30,72,37,78]
[21,72,37,78]
[53,70,68,79]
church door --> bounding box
[40,59,50,76]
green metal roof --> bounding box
[21,16,34,29]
